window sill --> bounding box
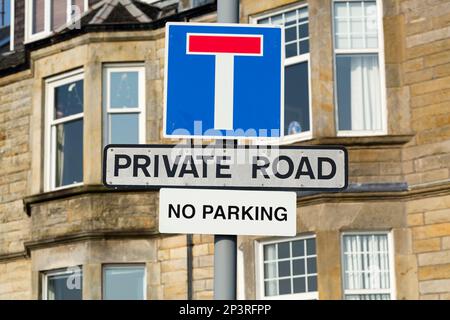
[23,184,152,216]
[291,134,414,147]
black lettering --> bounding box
[133,155,151,177]
[274,207,288,221]
[273,156,294,179]
[114,154,131,176]
[216,156,232,178]
[318,157,337,180]
[197,155,214,178]
[182,204,195,219]
[214,206,226,219]
[242,206,254,220]
[252,156,270,179]
[228,206,240,220]
[295,157,315,179]
[179,156,199,178]
[203,205,214,219]
[163,155,181,177]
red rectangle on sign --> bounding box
[188,35,262,54]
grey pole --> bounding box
[214,0,239,300]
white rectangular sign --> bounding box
[159,188,297,236]
[103,144,348,191]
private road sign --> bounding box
[103,144,348,191]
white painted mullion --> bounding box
[9,0,15,51]
[138,67,146,144]
[50,112,83,125]
[45,0,51,33]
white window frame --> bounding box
[332,0,388,137]
[41,267,83,300]
[340,231,396,300]
[255,234,319,300]
[251,3,313,145]
[102,63,146,146]
[25,0,88,43]
[44,69,84,191]
[102,264,147,300]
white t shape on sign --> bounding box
[187,33,263,130]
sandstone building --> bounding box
[0,0,449,300]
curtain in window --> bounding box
[349,55,382,131]
[343,234,390,299]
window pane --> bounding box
[47,270,82,300]
[71,0,85,19]
[103,266,145,300]
[264,262,277,279]
[307,257,317,274]
[293,277,306,293]
[336,54,382,131]
[285,61,309,135]
[278,279,291,295]
[345,294,390,300]
[55,119,83,188]
[307,276,317,292]
[343,234,391,300]
[334,1,378,50]
[285,26,297,43]
[258,7,309,57]
[32,0,45,34]
[277,242,290,259]
[292,240,304,257]
[54,79,83,119]
[335,2,348,17]
[110,113,139,144]
[110,71,139,109]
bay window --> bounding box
[42,267,83,300]
[257,235,318,299]
[45,70,84,190]
[342,232,395,300]
[103,64,146,145]
[26,0,88,42]
[256,4,311,140]
[333,0,386,135]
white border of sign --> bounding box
[163,22,285,140]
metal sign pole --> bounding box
[214,1,239,301]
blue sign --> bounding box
[164,22,283,139]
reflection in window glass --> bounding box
[55,119,83,188]
[51,0,67,30]
[103,265,145,300]
[110,114,139,144]
[285,62,309,135]
[262,237,317,298]
[336,54,382,131]
[54,80,83,119]
[45,268,83,300]
[32,0,46,34]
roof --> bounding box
[0,0,216,78]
